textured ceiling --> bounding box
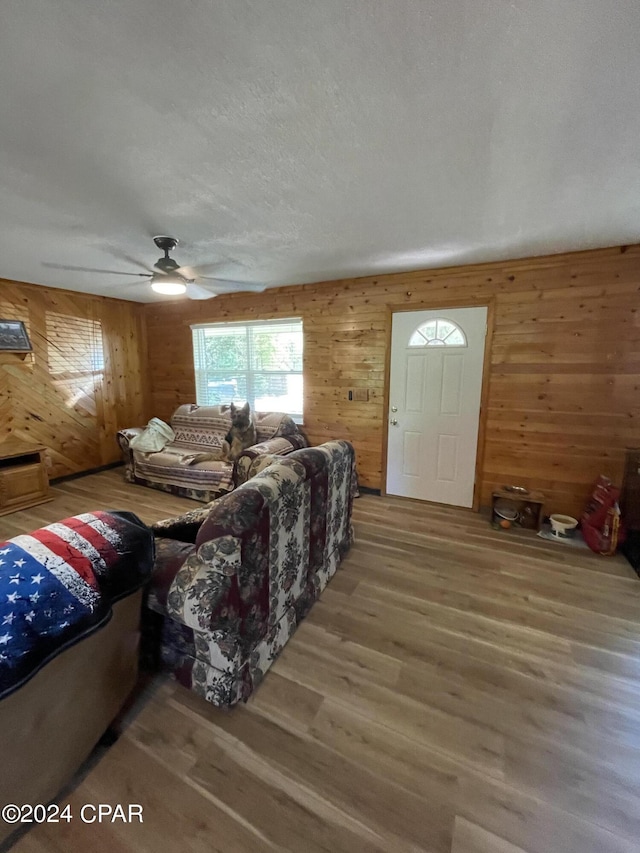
[1,0,640,302]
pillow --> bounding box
[130,418,175,453]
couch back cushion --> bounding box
[194,457,310,635]
[170,405,299,449]
[170,404,231,449]
[285,441,356,573]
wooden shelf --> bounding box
[491,487,545,530]
[0,441,52,517]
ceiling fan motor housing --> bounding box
[152,235,181,272]
[154,256,181,272]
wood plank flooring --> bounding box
[3,469,640,852]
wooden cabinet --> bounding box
[0,441,52,516]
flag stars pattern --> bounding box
[0,540,96,689]
[0,515,130,699]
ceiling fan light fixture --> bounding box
[150,273,187,295]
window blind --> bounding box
[191,318,303,420]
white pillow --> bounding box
[130,418,175,453]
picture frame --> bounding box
[0,319,33,352]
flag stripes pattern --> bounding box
[0,512,131,698]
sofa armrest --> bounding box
[234,433,309,486]
[165,536,242,633]
[116,427,144,462]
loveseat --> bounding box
[117,404,308,502]
[0,511,154,844]
[145,440,356,707]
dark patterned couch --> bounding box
[145,440,356,707]
[117,404,308,503]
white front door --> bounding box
[386,307,487,507]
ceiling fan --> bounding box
[44,236,267,300]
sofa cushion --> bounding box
[132,446,235,494]
[170,404,231,450]
[170,405,299,448]
[163,459,310,645]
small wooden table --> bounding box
[491,487,545,530]
[0,440,52,516]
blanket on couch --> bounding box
[0,511,154,700]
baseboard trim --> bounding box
[358,486,381,496]
[50,461,124,486]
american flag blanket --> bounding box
[0,511,154,700]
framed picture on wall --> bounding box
[0,319,32,352]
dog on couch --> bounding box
[222,401,257,461]
[181,401,257,466]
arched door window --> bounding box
[408,318,467,347]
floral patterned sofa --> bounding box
[144,440,356,707]
[117,404,308,502]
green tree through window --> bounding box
[192,319,303,420]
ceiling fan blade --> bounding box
[186,283,218,300]
[187,262,228,275]
[197,278,267,293]
[105,248,154,274]
[42,262,149,276]
[176,265,199,281]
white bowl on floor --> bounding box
[549,514,579,537]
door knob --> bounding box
[390,418,398,426]
[391,406,397,412]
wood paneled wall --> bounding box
[0,279,148,479]
[145,244,640,517]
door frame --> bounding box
[381,298,496,511]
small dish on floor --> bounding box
[549,514,579,537]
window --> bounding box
[45,312,105,412]
[192,318,303,420]
[408,318,466,347]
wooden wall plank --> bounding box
[143,244,640,516]
[0,278,147,479]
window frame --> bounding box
[191,317,304,422]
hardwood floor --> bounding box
[3,469,640,852]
